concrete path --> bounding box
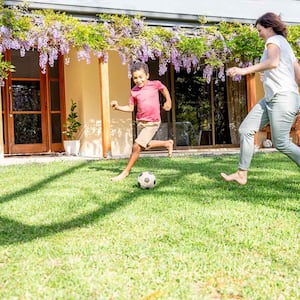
[0,147,276,166]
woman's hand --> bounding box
[226,67,247,77]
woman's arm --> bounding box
[294,61,300,85]
[227,43,280,77]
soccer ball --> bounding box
[137,171,156,189]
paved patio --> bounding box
[0,147,277,166]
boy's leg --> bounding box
[111,122,173,181]
[111,143,142,181]
[136,122,173,156]
[112,122,155,182]
[147,140,174,157]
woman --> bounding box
[221,12,300,185]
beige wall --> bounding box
[64,49,102,157]
[108,51,132,157]
[64,49,132,158]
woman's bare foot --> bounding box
[220,170,247,185]
[167,140,174,157]
[111,171,129,182]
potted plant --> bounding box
[63,99,82,156]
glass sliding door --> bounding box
[174,69,232,147]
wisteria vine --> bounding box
[1,4,300,86]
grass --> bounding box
[0,151,299,299]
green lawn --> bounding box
[0,152,299,299]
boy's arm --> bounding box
[160,87,172,111]
[111,100,134,112]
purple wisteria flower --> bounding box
[39,52,48,73]
[159,62,168,76]
[218,66,225,82]
[203,65,213,83]
[0,8,269,84]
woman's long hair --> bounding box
[255,12,288,38]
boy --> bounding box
[111,62,173,181]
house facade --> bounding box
[1,1,300,158]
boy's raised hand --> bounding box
[111,100,118,109]
[163,102,171,111]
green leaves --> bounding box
[178,36,208,56]
[0,53,14,83]
[63,100,81,140]
[287,25,300,60]
[219,22,264,63]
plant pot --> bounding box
[63,140,81,156]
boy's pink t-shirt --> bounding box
[129,80,165,122]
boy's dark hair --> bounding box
[130,61,149,74]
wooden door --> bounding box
[2,50,65,154]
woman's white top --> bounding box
[261,34,299,100]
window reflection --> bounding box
[50,81,60,110]
[51,113,62,143]
[14,114,42,144]
[12,81,41,111]
[49,59,59,78]
[11,50,40,78]
[174,70,231,146]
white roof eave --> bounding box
[4,0,300,25]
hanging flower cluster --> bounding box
[1,3,300,85]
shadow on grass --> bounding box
[96,152,300,208]
[0,160,163,245]
[0,196,134,245]
[0,162,89,205]
[0,152,299,246]
[204,152,300,213]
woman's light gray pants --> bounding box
[238,92,300,170]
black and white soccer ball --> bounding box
[137,171,156,189]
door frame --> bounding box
[1,50,65,154]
